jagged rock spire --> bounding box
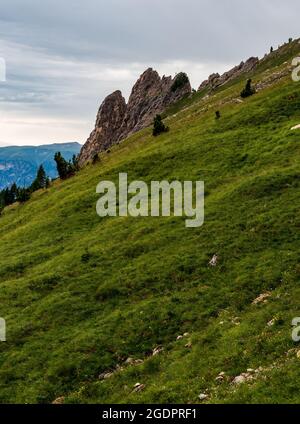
[78,68,191,165]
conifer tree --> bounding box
[152,115,169,136]
[30,165,48,192]
[241,79,256,98]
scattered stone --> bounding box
[199,393,209,401]
[185,342,192,349]
[183,332,190,337]
[231,317,240,326]
[116,364,125,371]
[252,292,271,305]
[99,372,113,380]
[177,335,183,340]
[209,254,218,267]
[291,124,300,130]
[255,67,290,92]
[152,346,164,356]
[125,358,143,366]
[52,397,65,404]
[267,318,277,327]
[133,383,145,392]
[233,375,247,385]
[232,372,255,385]
[215,371,226,382]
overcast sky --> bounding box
[0,0,299,146]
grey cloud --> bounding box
[0,0,299,145]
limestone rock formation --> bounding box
[78,69,191,165]
[78,90,126,166]
[198,57,259,92]
[118,68,191,140]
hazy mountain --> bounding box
[0,142,81,189]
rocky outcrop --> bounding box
[198,57,259,92]
[78,90,126,166]
[78,69,191,165]
[118,68,191,140]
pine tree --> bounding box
[4,187,14,205]
[152,115,169,136]
[30,165,47,192]
[17,188,30,203]
[54,152,78,179]
[72,154,79,171]
[241,79,256,98]
[37,165,47,188]
[10,183,18,202]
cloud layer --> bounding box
[0,0,299,146]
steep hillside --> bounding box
[0,41,299,404]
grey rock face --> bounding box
[78,90,126,166]
[118,68,191,140]
[78,69,191,165]
[198,57,259,92]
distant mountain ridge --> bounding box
[0,142,81,189]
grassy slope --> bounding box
[0,42,300,404]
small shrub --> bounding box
[152,115,169,136]
[241,79,256,98]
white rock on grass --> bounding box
[291,124,300,130]
[232,375,247,385]
[267,318,277,327]
[99,371,114,380]
[232,372,255,385]
[133,383,145,392]
[252,292,271,305]
[152,346,164,356]
[209,254,218,267]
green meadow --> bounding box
[0,41,299,404]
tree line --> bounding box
[0,152,79,212]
